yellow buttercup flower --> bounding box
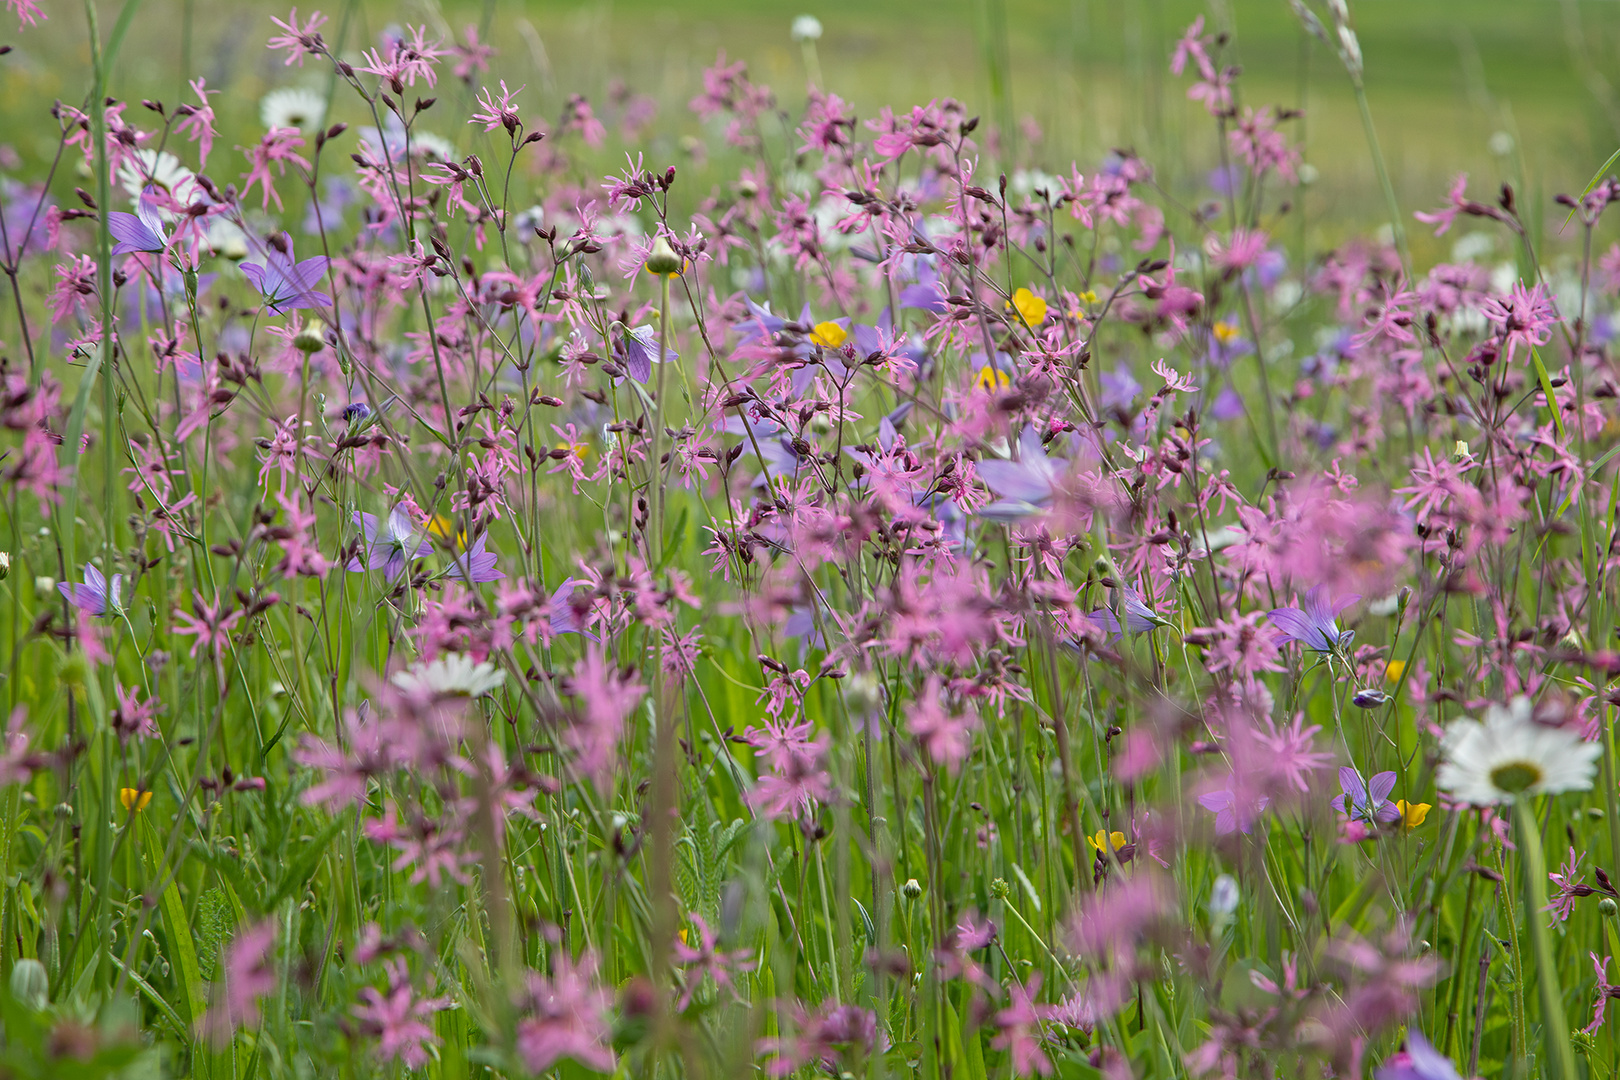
[809,321,848,349]
[1213,320,1242,345]
[1077,290,1098,305]
[1087,829,1127,854]
[557,441,591,460]
[975,365,1010,393]
[120,788,152,813]
[1007,287,1047,327]
[1385,660,1406,684]
[426,514,467,550]
[1396,800,1430,831]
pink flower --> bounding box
[673,914,755,1009]
[112,683,159,741]
[992,975,1054,1077]
[267,8,328,66]
[906,676,979,772]
[1480,281,1557,364]
[1413,173,1469,237]
[172,593,243,658]
[515,950,615,1074]
[351,958,450,1067]
[174,78,219,167]
[470,80,524,133]
[562,645,646,788]
[747,739,833,822]
[6,0,42,27]
[1585,953,1620,1034]
[199,920,277,1046]
[1206,227,1270,273]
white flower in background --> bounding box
[260,87,327,132]
[391,653,505,698]
[411,131,456,163]
[791,14,823,41]
[204,217,249,261]
[119,149,201,206]
[1437,696,1600,805]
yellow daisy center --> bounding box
[1489,761,1543,794]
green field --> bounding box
[5,0,1617,253]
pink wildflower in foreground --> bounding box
[562,644,646,787]
[351,958,450,1068]
[759,1002,884,1076]
[515,950,615,1073]
[906,675,979,771]
[199,920,277,1046]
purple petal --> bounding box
[1337,766,1363,799]
[1367,771,1397,804]
[977,460,1052,504]
[108,212,162,255]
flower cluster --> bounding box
[0,4,1614,1078]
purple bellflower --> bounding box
[446,532,504,585]
[621,325,677,383]
[58,563,124,618]
[348,507,433,582]
[546,578,598,641]
[1268,585,1358,653]
[241,234,332,313]
[1085,586,1166,640]
[108,186,170,255]
[978,427,1063,522]
[1330,767,1401,827]
[1375,1032,1468,1080]
[1198,787,1268,836]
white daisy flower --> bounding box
[391,653,505,699]
[1436,696,1600,805]
[410,131,457,164]
[204,217,249,261]
[260,87,327,133]
[119,149,202,206]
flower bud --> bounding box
[1602,897,1618,918]
[33,575,54,602]
[791,14,824,41]
[644,236,682,277]
[902,878,923,900]
[1210,874,1239,916]
[844,671,883,715]
[293,319,326,354]
[989,877,1011,899]
[0,551,10,581]
[10,958,47,1010]
[1451,440,1470,463]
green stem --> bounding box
[1515,797,1577,1080]
[1350,77,1411,273]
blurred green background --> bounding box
[5,0,1618,256]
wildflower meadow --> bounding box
[3,0,1620,1077]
